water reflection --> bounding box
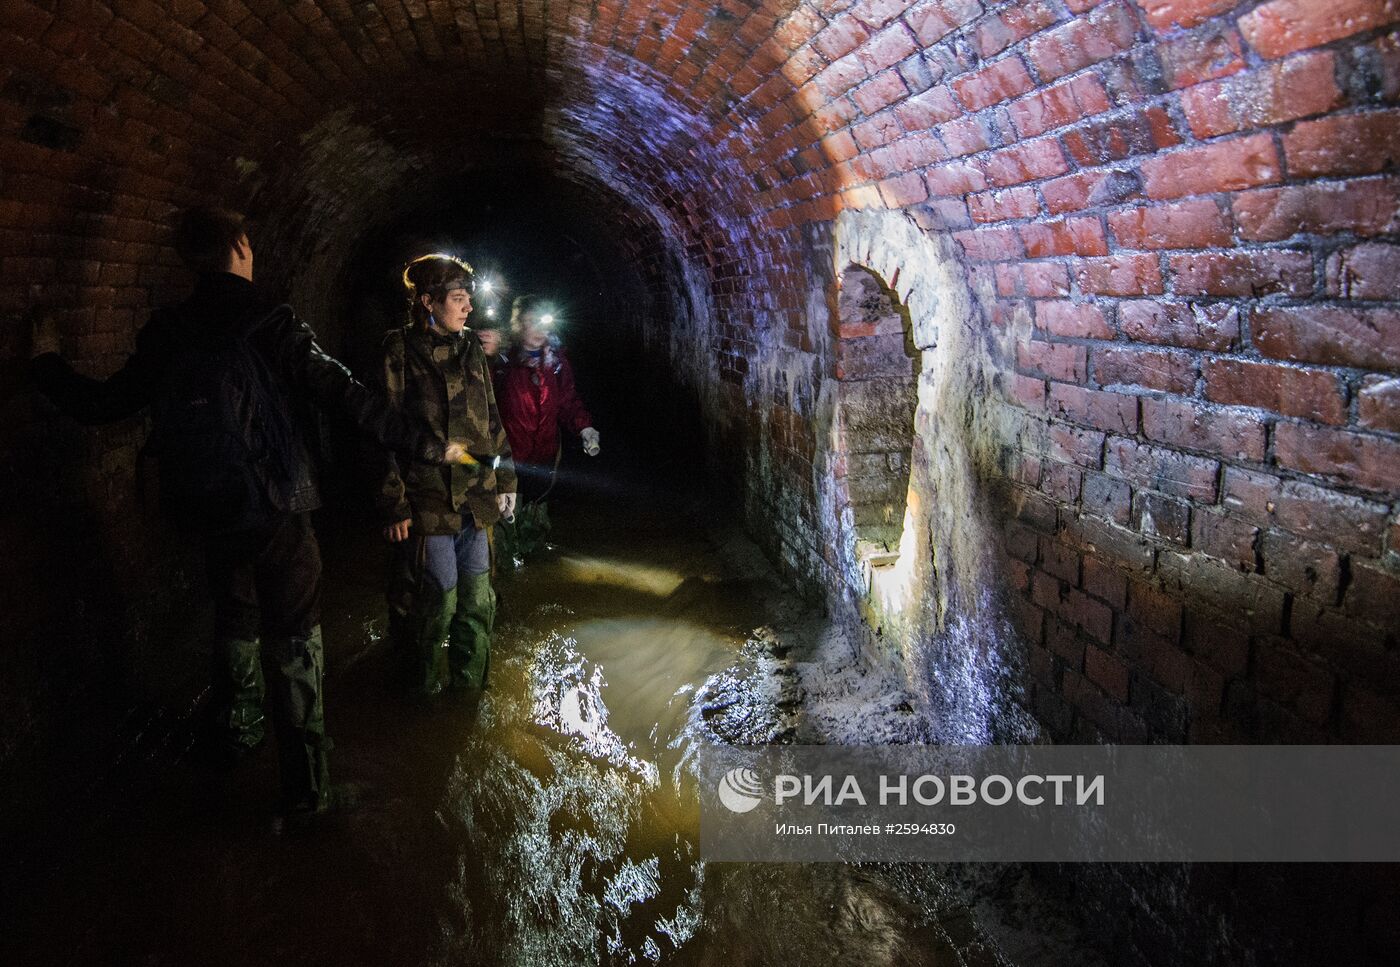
[0,488,1098,967]
[421,535,967,965]
[427,562,746,963]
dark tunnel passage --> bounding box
[326,170,714,496]
[3,2,1400,966]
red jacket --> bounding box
[492,345,592,468]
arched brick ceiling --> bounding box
[4,0,871,361]
[6,0,1398,463]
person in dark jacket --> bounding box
[371,254,516,698]
[491,295,598,561]
[29,207,464,822]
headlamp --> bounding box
[402,253,476,298]
[434,277,475,296]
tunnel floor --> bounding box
[0,458,1101,967]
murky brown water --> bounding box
[0,469,1095,967]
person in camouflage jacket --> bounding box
[371,254,517,697]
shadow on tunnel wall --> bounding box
[0,370,209,847]
[0,159,216,846]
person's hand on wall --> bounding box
[384,518,411,542]
[581,427,600,456]
[497,492,517,522]
[29,306,61,359]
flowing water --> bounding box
[0,467,1099,967]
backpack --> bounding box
[149,305,298,535]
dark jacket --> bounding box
[31,272,442,516]
[372,322,516,534]
[493,344,592,467]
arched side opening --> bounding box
[804,210,1034,749]
[833,264,918,580]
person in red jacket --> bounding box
[487,295,598,560]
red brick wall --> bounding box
[1,2,1398,779]
[733,0,1399,745]
[860,0,1400,745]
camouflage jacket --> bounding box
[372,322,516,534]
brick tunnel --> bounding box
[1,2,1399,965]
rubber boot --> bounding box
[534,500,552,548]
[495,517,520,567]
[515,501,552,558]
[448,571,494,690]
[266,626,331,816]
[389,584,455,698]
[211,635,265,761]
